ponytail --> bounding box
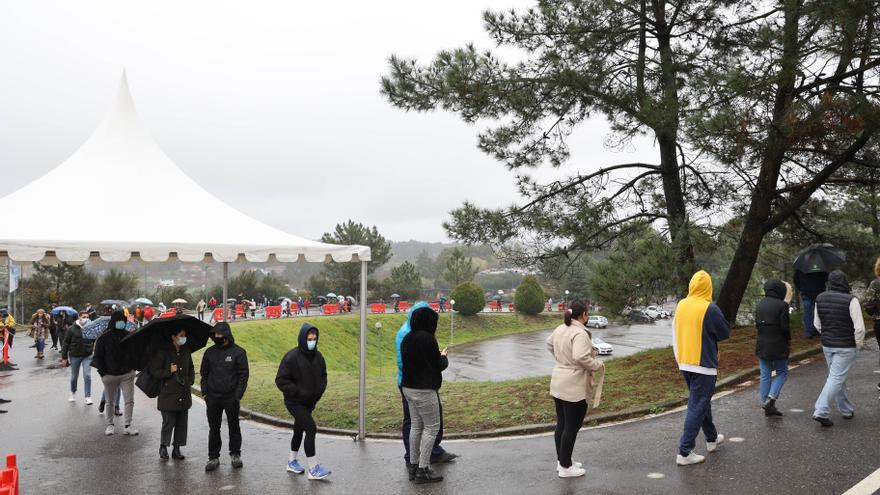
[563,301,588,326]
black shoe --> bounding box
[431,451,459,464]
[159,445,169,460]
[98,400,105,413]
[813,416,834,427]
[414,466,443,484]
[407,463,417,481]
[205,458,220,472]
[114,406,122,417]
[763,398,783,417]
[0,410,6,414]
[0,398,11,404]
[171,445,185,460]
[231,455,243,469]
[842,412,854,420]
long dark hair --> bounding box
[107,309,126,330]
[564,301,588,326]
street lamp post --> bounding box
[375,321,383,376]
[449,299,455,345]
[564,289,570,309]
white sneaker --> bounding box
[557,461,583,471]
[557,465,586,478]
[105,425,116,436]
[85,397,93,405]
[68,394,76,402]
[123,425,139,436]
[676,452,706,466]
[707,434,724,453]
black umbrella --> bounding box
[122,315,213,368]
[793,243,846,273]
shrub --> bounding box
[450,282,486,316]
[514,275,545,315]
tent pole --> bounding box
[6,260,11,320]
[358,260,368,441]
[222,262,229,322]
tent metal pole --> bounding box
[6,260,11,320]
[222,262,229,322]
[358,260,368,441]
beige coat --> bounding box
[547,320,605,404]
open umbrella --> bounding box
[133,297,153,306]
[390,294,401,299]
[326,293,337,299]
[793,244,846,273]
[51,306,78,317]
[122,314,212,358]
[81,316,136,340]
[100,299,130,307]
[172,298,188,304]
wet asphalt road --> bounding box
[445,320,674,382]
[0,337,877,495]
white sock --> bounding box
[289,451,298,462]
[306,456,317,469]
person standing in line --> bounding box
[673,271,731,466]
[196,300,207,321]
[202,322,249,472]
[61,311,96,404]
[303,298,310,316]
[794,269,829,338]
[91,310,139,437]
[276,323,331,480]
[135,305,144,328]
[755,280,791,417]
[150,328,194,460]
[812,270,865,427]
[29,309,52,359]
[547,301,605,478]
[861,257,880,394]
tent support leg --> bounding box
[222,262,229,322]
[357,260,368,441]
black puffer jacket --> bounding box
[200,323,249,402]
[275,324,327,406]
[401,323,448,391]
[816,270,857,348]
[91,327,135,377]
[61,322,94,359]
[755,279,791,360]
[150,342,195,412]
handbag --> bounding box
[135,353,166,398]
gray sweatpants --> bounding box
[102,371,135,427]
[402,387,441,468]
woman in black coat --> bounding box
[755,279,791,416]
[149,328,195,460]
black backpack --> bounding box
[864,278,880,316]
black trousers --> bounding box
[286,402,317,457]
[399,386,444,461]
[207,398,242,459]
[554,398,587,468]
[161,410,189,446]
[50,326,59,348]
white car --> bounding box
[646,306,670,319]
[587,315,608,328]
[592,337,613,355]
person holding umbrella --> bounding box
[91,310,139,436]
[202,322,249,472]
[794,244,844,338]
[149,327,195,461]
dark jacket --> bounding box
[149,342,195,412]
[91,327,134,377]
[815,271,857,348]
[401,325,448,391]
[200,323,249,402]
[755,279,791,360]
[275,324,327,406]
[61,322,94,360]
[794,270,829,299]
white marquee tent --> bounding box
[0,73,373,438]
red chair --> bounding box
[398,301,409,312]
[370,304,386,314]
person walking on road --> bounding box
[755,280,792,417]
[196,300,207,321]
[862,257,880,394]
[61,311,96,404]
[91,310,139,437]
[276,323,331,480]
[29,309,52,359]
[673,271,731,466]
[811,270,866,427]
[201,322,249,472]
[396,302,457,470]
[149,328,194,461]
[547,300,605,478]
[794,269,829,338]
[400,306,447,484]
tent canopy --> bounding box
[0,73,370,265]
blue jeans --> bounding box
[801,296,818,337]
[759,358,789,403]
[35,339,45,353]
[813,347,857,418]
[69,355,93,397]
[679,371,718,456]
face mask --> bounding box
[80,318,90,326]
[177,336,187,346]
[115,321,127,330]
[306,340,317,351]
[212,336,226,345]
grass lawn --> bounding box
[196,313,823,433]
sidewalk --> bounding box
[0,337,877,494]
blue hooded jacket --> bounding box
[396,302,429,386]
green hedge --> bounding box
[450,282,486,316]
[514,275,545,315]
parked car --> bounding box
[646,306,670,319]
[591,336,613,355]
[587,315,608,328]
[627,309,654,323]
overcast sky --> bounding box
[0,1,656,242]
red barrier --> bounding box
[323,304,339,315]
[370,304,386,314]
[265,306,282,318]
[398,301,409,312]
[1,454,18,495]
[234,305,244,317]
[212,308,225,322]
[1,329,9,367]
[508,304,515,312]
[160,309,177,318]
[429,303,440,312]
[558,303,566,312]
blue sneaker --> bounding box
[286,459,305,474]
[308,464,331,480]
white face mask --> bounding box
[177,336,187,346]
[306,340,317,351]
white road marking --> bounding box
[842,467,880,495]
[789,408,804,413]
[647,472,665,479]
[729,437,745,443]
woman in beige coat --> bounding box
[547,301,605,478]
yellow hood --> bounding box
[674,271,714,366]
[688,270,713,302]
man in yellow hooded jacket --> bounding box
[673,271,731,466]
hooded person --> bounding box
[811,270,866,427]
[276,323,331,480]
[91,310,139,437]
[396,302,457,469]
[672,271,731,466]
[755,279,792,417]
[202,322,249,472]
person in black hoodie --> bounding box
[400,307,447,484]
[755,279,791,417]
[149,328,195,461]
[201,322,249,472]
[276,323,330,480]
[91,310,139,437]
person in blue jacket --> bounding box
[396,302,457,468]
